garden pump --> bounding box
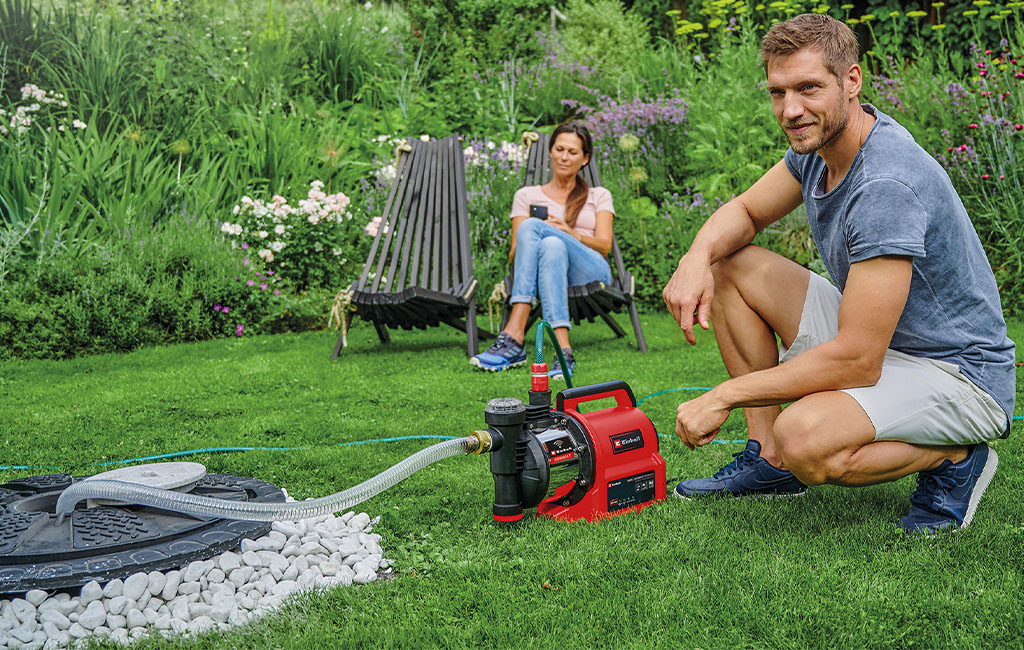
[480,365,666,523]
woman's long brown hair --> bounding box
[549,121,593,228]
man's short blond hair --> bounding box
[759,13,859,80]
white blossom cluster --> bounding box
[0,85,83,137]
[221,181,351,263]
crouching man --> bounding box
[662,13,1015,533]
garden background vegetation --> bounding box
[2,0,1023,360]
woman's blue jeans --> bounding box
[510,218,612,330]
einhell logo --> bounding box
[610,429,644,454]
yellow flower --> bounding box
[708,18,722,28]
[906,10,927,17]
[931,1,945,6]
[666,9,681,15]
[973,0,990,5]
[999,8,1012,14]
[735,6,748,13]
[841,3,853,8]
[860,13,875,20]
[993,57,1002,64]
[769,1,787,8]
[846,17,860,24]
[932,23,946,30]
[889,10,900,17]
[866,49,876,55]
[962,9,978,14]
[756,4,766,10]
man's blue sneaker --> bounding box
[548,348,575,381]
[470,332,526,371]
[673,439,807,498]
[899,443,998,534]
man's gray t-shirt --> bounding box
[784,104,1015,432]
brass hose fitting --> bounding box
[468,429,495,454]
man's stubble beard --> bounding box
[786,85,850,155]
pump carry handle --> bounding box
[556,380,637,413]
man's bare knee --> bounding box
[774,395,876,486]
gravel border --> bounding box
[0,500,388,650]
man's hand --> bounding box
[675,391,730,450]
[663,255,714,345]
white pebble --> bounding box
[229,567,254,587]
[24,591,47,608]
[207,568,225,584]
[125,609,146,629]
[241,551,263,568]
[78,602,106,631]
[177,582,201,596]
[146,571,166,597]
[161,571,182,602]
[218,552,242,573]
[102,579,123,598]
[106,596,128,617]
[123,573,149,601]
[105,613,126,631]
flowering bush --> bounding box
[0,84,85,139]
[221,181,362,290]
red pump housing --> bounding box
[536,382,666,522]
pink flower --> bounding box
[236,324,244,337]
[241,242,249,249]
[243,257,249,265]
[968,123,979,129]
[247,280,255,287]
[1015,124,1024,130]
[273,290,281,295]
[223,307,230,314]
[981,174,990,180]
[213,304,222,312]
[260,283,268,290]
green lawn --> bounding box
[1,313,1021,649]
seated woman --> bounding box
[470,121,614,379]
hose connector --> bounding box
[467,429,497,454]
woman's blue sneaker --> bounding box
[899,443,998,534]
[673,439,807,498]
[470,332,526,371]
[548,348,575,381]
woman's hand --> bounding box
[544,215,576,238]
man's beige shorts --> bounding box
[779,272,1008,446]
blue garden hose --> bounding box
[2,395,1019,473]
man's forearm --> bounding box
[683,198,759,267]
[711,338,881,410]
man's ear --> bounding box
[846,63,863,98]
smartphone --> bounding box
[529,204,548,220]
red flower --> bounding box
[969,123,979,129]
[1015,124,1024,130]
[981,174,990,180]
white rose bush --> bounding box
[221,181,360,290]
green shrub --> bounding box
[0,213,286,360]
[559,0,652,84]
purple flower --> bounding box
[236,324,244,337]
[273,290,281,295]
[260,283,268,290]
[243,257,249,265]
[241,242,249,249]
[247,280,255,287]
[213,304,222,312]
[223,307,230,314]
